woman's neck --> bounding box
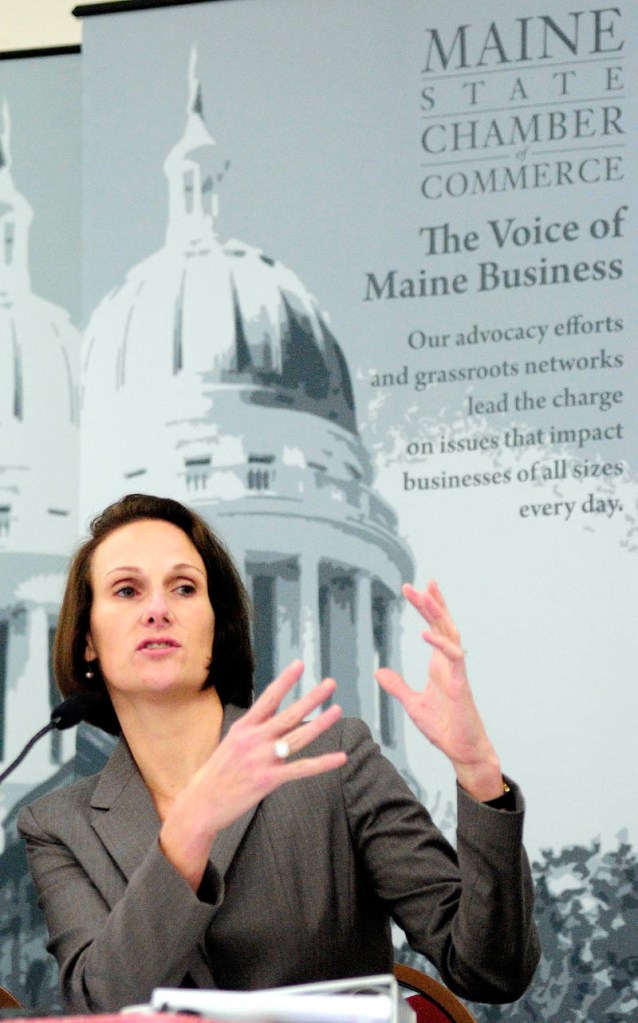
[112,687,224,814]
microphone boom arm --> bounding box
[0,722,55,785]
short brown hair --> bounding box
[54,494,254,734]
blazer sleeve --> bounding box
[339,717,540,1003]
[17,800,221,1013]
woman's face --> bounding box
[85,518,215,703]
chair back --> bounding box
[394,963,477,1023]
[0,985,21,1009]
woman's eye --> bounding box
[175,583,196,596]
[114,585,137,598]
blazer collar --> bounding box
[89,703,257,883]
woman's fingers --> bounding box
[421,628,465,662]
[403,581,461,646]
[244,660,342,745]
[246,659,306,721]
[403,581,445,625]
[267,677,337,738]
[375,667,411,704]
[275,700,343,759]
[280,749,347,779]
[228,661,344,783]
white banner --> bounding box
[0,3,635,1018]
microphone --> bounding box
[0,694,96,785]
[50,694,99,730]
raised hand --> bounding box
[160,661,346,889]
[375,581,503,801]
[196,659,346,823]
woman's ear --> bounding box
[85,633,97,661]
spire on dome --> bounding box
[164,50,227,245]
[188,48,204,118]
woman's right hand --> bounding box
[159,660,346,890]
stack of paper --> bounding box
[143,974,414,1023]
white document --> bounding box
[143,974,414,1023]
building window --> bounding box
[185,456,211,491]
[247,468,270,490]
[183,169,194,214]
[248,455,275,492]
[202,175,214,216]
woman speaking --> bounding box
[18,493,539,1013]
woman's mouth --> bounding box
[137,639,180,651]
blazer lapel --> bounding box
[89,738,161,882]
[89,707,259,881]
[86,706,258,990]
[88,741,213,988]
[88,706,258,876]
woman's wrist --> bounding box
[455,757,504,802]
[159,786,220,891]
[483,779,516,810]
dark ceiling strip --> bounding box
[73,0,230,18]
[0,45,81,61]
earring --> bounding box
[85,664,94,680]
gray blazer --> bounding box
[18,708,539,1013]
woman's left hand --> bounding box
[375,580,504,802]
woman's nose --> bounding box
[142,590,172,626]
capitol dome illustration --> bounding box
[0,100,79,800]
[82,57,414,761]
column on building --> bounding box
[371,581,400,750]
[4,604,50,769]
[246,556,301,701]
[353,570,375,727]
[2,568,75,785]
[317,562,359,718]
[272,558,300,686]
[298,552,321,696]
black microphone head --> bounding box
[50,694,101,730]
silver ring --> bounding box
[274,739,291,760]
